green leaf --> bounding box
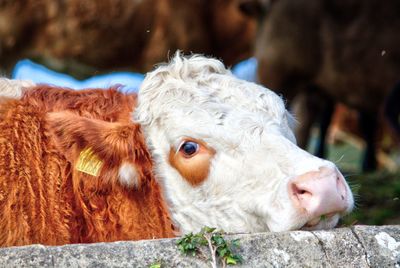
[203,226,216,233]
[217,248,228,257]
[226,256,237,265]
[231,239,240,247]
[149,262,161,268]
[232,254,243,263]
[212,235,225,246]
[176,227,243,266]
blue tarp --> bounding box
[12,58,258,92]
[12,60,144,93]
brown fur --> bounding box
[0,0,257,77]
[0,86,174,247]
[257,0,400,112]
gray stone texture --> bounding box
[0,225,399,267]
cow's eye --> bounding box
[180,141,199,157]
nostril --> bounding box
[291,183,312,201]
[289,167,352,222]
[336,174,346,201]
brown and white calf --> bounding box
[0,54,354,247]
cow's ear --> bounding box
[46,111,151,188]
[238,0,271,18]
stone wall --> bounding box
[1,225,399,267]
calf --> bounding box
[0,54,354,247]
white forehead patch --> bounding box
[135,53,287,131]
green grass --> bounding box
[340,170,400,226]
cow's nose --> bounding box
[289,166,348,220]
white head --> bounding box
[135,53,354,234]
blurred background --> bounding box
[1,0,399,226]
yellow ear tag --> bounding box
[76,148,103,176]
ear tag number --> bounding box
[76,148,103,177]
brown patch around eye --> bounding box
[168,138,215,186]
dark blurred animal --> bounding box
[251,0,400,171]
[328,104,399,170]
[0,0,258,78]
